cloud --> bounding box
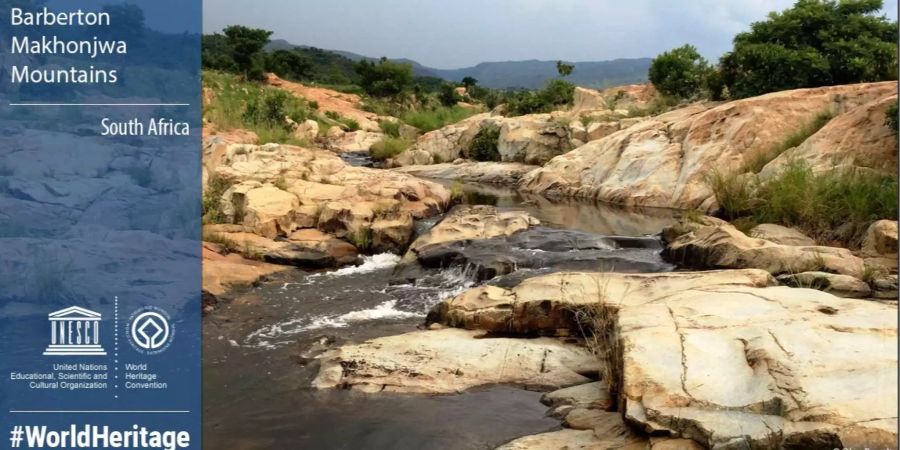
[203,0,897,68]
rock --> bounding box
[325,125,344,139]
[398,123,420,141]
[293,119,319,142]
[312,328,597,394]
[498,115,571,165]
[776,271,871,298]
[287,228,359,266]
[201,242,290,297]
[665,223,865,277]
[660,214,728,244]
[429,270,776,335]
[266,73,381,131]
[390,113,496,166]
[207,143,450,256]
[496,416,700,449]
[761,95,899,180]
[872,274,898,299]
[541,382,612,410]
[203,225,336,268]
[326,130,386,153]
[585,121,620,141]
[748,223,817,247]
[391,162,539,185]
[618,284,898,449]
[399,205,539,266]
[862,220,898,257]
[571,86,609,111]
[521,82,897,211]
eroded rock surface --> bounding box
[391,161,538,185]
[312,328,596,394]
[521,82,897,211]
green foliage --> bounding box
[506,79,576,116]
[706,169,757,220]
[465,124,501,162]
[401,105,477,132]
[265,49,312,80]
[886,102,899,134]
[461,76,478,88]
[719,0,898,99]
[347,228,373,251]
[742,110,834,173]
[324,111,360,131]
[649,44,710,99]
[439,82,462,107]
[754,161,898,238]
[202,33,237,72]
[370,137,412,161]
[244,89,306,128]
[355,57,414,97]
[556,61,575,77]
[222,25,273,80]
[378,120,401,138]
[202,174,234,224]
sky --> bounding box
[203,0,899,69]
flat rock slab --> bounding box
[313,328,597,394]
[392,162,539,185]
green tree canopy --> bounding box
[354,57,413,97]
[720,0,898,98]
[266,49,312,81]
[648,44,709,99]
[223,25,273,80]
[461,76,478,88]
[556,60,574,77]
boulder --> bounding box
[312,328,596,394]
[497,115,571,165]
[665,223,865,277]
[541,381,611,410]
[292,119,319,142]
[428,270,776,335]
[748,223,817,246]
[222,182,301,239]
[776,271,871,298]
[201,242,290,297]
[390,113,495,166]
[861,219,898,257]
[571,86,608,111]
[287,228,358,266]
[391,162,539,185]
[399,205,539,266]
[761,95,899,180]
[326,130,385,153]
[521,82,897,211]
[203,225,335,268]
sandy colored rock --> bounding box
[665,223,865,277]
[541,381,611,410]
[761,95,899,180]
[203,225,335,267]
[287,228,359,265]
[312,328,596,394]
[521,82,897,211]
[776,271,871,298]
[498,114,571,165]
[862,219,899,257]
[326,130,386,153]
[748,223,817,247]
[292,119,319,142]
[429,270,776,335]
[392,162,539,185]
[201,242,290,296]
[400,205,539,265]
[390,113,497,166]
[266,73,381,131]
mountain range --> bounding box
[266,39,650,89]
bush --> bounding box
[649,44,710,99]
[742,110,834,173]
[401,105,477,132]
[378,120,401,137]
[355,57,414,98]
[506,79,575,116]
[369,137,411,161]
[886,102,898,134]
[706,169,757,220]
[466,124,501,162]
[439,82,462,107]
[202,175,234,224]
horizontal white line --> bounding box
[9,103,190,107]
[10,410,191,413]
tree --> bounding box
[354,57,413,97]
[461,76,478,89]
[266,49,312,81]
[719,0,898,98]
[556,60,574,77]
[438,82,461,106]
[648,44,710,99]
[223,25,273,80]
[201,33,236,71]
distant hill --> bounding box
[266,39,650,89]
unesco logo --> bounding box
[127,306,174,354]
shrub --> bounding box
[244,89,306,129]
[886,102,898,134]
[466,124,501,162]
[439,82,462,107]
[705,169,757,220]
[202,175,233,224]
[378,120,401,138]
[355,57,413,98]
[370,137,411,161]
[506,79,575,116]
[742,110,834,173]
[649,44,710,99]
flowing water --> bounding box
[203,177,679,450]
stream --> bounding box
[202,174,679,449]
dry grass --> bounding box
[571,276,624,400]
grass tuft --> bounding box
[369,137,411,161]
